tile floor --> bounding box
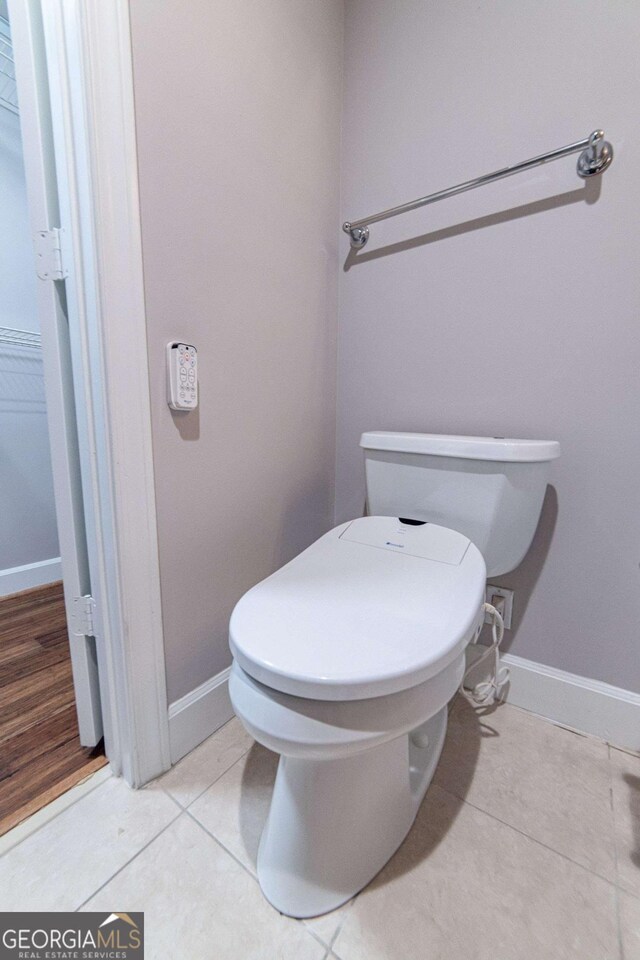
[1,698,639,959]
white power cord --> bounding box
[459,602,509,707]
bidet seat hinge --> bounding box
[73,595,97,638]
[35,227,69,281]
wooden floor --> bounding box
[0,581,106,836]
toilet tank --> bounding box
[361,432,560,578]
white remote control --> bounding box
[167,341,198,410]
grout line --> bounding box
[72,734,264,913]
[617,885,640,904]
[151,734,345,949]
[182,764,244,809]
[181,744,253,810]
[614,876,625,959]
[1,722,249,858]
[307,895,357,954]
[184,808,260,882]
[608,741,622,879]
[157,738,254,812]
[303,919,341,952]
[304,927,336,953]
[608,744,626,960]
[74,806,183,912]
[326,897,355,952]
[183,809,332,952]
[156,785,185,815]
[156,783,187,810]
[434,781,621,890]
[609,743,640,760]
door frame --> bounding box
[10,0,171,786]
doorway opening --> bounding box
[0,7,106,837]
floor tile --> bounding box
[304,898,355,950]
[0,777,179,911]
[435,699,616,880]
[82,813,325,960]
[332,784,619,960]
[157,718,253,807]
[610,746,640,898]
[619,890,640,960]
[190,740,278,874]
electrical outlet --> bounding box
[485,585,513,629]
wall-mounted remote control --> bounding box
[167,341,198,410]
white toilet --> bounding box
[229,431,560,918]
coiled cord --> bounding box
[459,602,509,707]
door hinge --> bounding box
[35,227,69,281]
[73,595,96,638]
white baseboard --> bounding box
[0,557,62,597]
[168,667,234,764]
[500,653,640,753]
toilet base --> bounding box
[257,706,448,918]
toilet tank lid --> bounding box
[360,432,560,463]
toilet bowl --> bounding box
[229,432,559,917]
[229,516,486,917]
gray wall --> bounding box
[336,0,640,691]
[130,0,343,702]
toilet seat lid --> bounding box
[229,517,487,701]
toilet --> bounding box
[229,431,560,918]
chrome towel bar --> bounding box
[343,129,613,249]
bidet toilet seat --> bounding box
[230,655,463,760]
[230,516,487,701]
